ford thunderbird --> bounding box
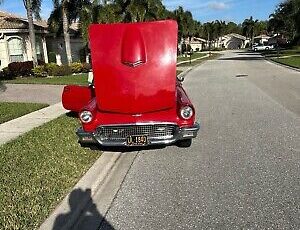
[62,20,199,147]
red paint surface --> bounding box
[62,85,93,112]
[89,20,178,114]
[62,20,197,132]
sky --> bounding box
[0,0,283,23]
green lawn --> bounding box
[177,53,221,67]
[4,73,88,85]
[272,56,300,69]
[263,46,300,58]
[0,115,100,229]
[177,52,206,62]
[0,102,48,124]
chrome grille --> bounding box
[96,124,176,141]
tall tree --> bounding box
[51,0,73,64]
[268,0,300,44]
[23,0,42,66]
[242,16,258,44]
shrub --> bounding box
[52,65,72,76]
[44,63,59,76]
[8,61,34,77]
[32,65,47,78]
[0,67,14,80]
[70,62,83,74]
[82,63,91,73]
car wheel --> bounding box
[254,48,258,52]
[176,139,192,148]
[266,47,269,50]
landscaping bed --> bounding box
[0,115,100,229]
[0,102,48,124]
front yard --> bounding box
[271,56,300,69]
[4,73,88,85]
[177,52,207,62]
[0,102,48,124]
[177,53,221,67]
[0,115,100,229]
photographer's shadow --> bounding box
[53,188,114,230]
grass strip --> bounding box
[177,53,221,67]
[177,52,206,62]
[271,56,300,69]
[4,74,88,85]
[0,102,48,124]
[0,115,100,229]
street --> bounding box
[79,51,299,229]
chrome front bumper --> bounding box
[77,123,200,147]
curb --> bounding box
[39,152,122,230]
[265,58,300,73]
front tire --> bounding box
[176,139,192,148]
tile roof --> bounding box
[0,10,48,30]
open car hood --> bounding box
[89,20,178,114]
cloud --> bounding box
[207,1,229,10]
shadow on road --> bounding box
[52,188,114,230]
[87,144,167,153]
[219,56,264,61]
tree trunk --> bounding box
[25,0,38,66]
[62,1,72,64]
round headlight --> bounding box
[180,106,193,120]
[79,110,93,123]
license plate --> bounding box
[126,135,148,146]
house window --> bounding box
[35,36,43,61]
[8,37,24,62]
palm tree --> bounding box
[51,0,73,64]
[242,16,258,45]
[113,0,165,22]
[24,0,43,66]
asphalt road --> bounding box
[85,51,300,229]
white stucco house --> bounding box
[254,35,271,45]
[0,11,49,70]
[179,37,207,53]
[46,22,86,65]
[213,33,250,49]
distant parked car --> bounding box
[252,44,274,51]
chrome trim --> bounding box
[77,122,200,147]
[98,122,178,127]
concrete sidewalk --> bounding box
[0,102,67,145]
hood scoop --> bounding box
[121,27,146,67]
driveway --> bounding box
[0,84,64,105]
[67,51,300,229]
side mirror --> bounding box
[177,76,184,82]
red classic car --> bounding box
[62,20,199,147]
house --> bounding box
[180,37,207,53]
[254,35,271,45]
[46,22,86,65]
[213,33,249,49]
[0,11,48,70]
[188,37,207,51]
